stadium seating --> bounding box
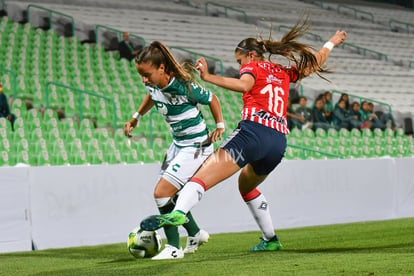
[10,0,413,121]
[0,16,243,166]
[319,0,414,27]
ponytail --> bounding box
[135,41,195,83]
[235,17,329,81]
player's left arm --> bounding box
[303,30,347,77]
[208,94,225,143]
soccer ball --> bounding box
[127,227,162,258]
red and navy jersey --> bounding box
[240,61,298,134]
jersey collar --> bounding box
[161,77,176,92]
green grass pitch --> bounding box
[1,218,413,275]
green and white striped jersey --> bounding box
[146,77,212,147]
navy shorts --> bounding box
[221,120,286,175]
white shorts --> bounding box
[160,143,213,190]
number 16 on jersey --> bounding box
[260,84,285,117]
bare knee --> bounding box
[153,178,179,199]
[238,168,250,195]
[153,188,167,199]
[238,164,267,196]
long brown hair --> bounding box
[235,17,328,81]
[135,41,195,83]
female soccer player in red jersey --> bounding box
[141,19,347,251]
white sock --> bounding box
[154,197,171,208]
[174,178,206,214]
[243,189,275,240]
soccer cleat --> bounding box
[250,236,283,252]
[183,229,210,254]
[151,244,184,260]
[140,211,188,231]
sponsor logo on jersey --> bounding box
[170,94,178,105]
[156,103,168,115]
[252,110,285,124]
[266,74,282,84]
[172,125,183,131]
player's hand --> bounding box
[329,30,347,47]
[124,118,138,137]
[209,127,225,143]
[195,57,209,80]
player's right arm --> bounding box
[124,93,154,137]
[195,57,255,93]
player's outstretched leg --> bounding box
[152,197,184,260]
[140,210,188,231]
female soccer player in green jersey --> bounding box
[124,41,225,260]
